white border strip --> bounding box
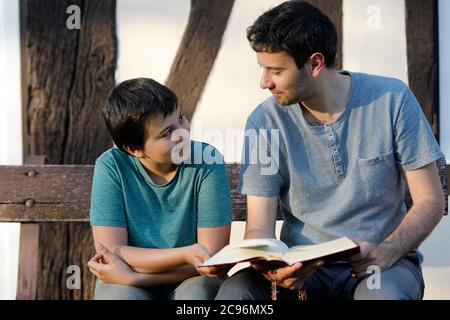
[0,0,22,165]
[0,0,22,300]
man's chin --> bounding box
[275,97,296,106]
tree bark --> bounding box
[405,0,438,135]
[21,0,117,299]
[306,0,343,70]
[165,0,235,120]
[22,0,117,165]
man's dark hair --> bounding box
[103,78,178,154]
[246,0,337,68]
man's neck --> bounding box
[300,71,352,125]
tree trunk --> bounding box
[21,0,117,299]
[165,0,235,120]
[22,0,117,165]
[405,0,438,135]
[306,0,343,70]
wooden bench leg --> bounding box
[16,223,39,300]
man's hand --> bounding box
[251,260,324,290]
[347,238,396,278]
[87,243,135,285]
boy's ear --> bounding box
[123,145,143,158]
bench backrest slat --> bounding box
[0,164,248,222]
[0,165,94,222]
[0,160,448,222]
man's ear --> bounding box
[123,145,143,158]
[309,53,326,78]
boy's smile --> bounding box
[144,107,191,164]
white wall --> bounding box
[0,0,22,300]
[439,0,450,163]
[343,0,408,82]
[115,0,189,85]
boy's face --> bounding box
[135,107,191,165]
[257,50,314,106]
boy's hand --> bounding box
[184,243,211,268]
[87,243,135,285]
[197,264,232,278]
[184,243,230,277]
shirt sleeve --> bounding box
[238,117,283,196]
[394,88,443,171]
[197,152,233,228]
[89,159,127,227]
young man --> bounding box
[87,78,232,300]
[216,1,445,300]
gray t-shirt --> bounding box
[239,71,443,247]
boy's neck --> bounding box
[139,160,178,185]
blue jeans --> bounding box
[94,275,224,300]
[215,254,424,300]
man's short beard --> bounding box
[277,93,303,106]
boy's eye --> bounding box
[164,128,173,137]
[179,113,184,121]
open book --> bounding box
[200,237,360,267]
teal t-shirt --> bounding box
[90,141,232,248]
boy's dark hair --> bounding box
[103,78,178,154]
[246,0,337,68]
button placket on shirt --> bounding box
[325,124,345,179]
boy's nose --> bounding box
[182,118,191,131]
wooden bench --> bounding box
[0,157,448,299]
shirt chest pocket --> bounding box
[357,150,400,199]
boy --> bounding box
[87,78,232,300]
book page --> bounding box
[200,238,288,267]
[232,238,289,253]
[200,247,284,266]
[282,237,358,265]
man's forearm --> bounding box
[381,199,443,263]
[244,227,276,240]
[113,245,191,274]
[128,265,198,288]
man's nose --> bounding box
[260,70,275,90]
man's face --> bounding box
[140,107,191,165]
[257,50,313,106]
